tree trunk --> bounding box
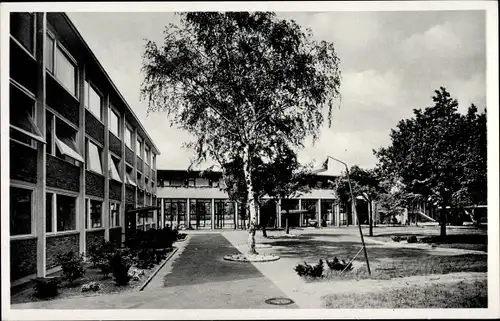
[242,144,258,255]
[440,206,447,238]
[368,200,373,237]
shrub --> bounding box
[407,235,418,243]
[326,257,353,272]
[87,241,117,277]
[56,251,86,284]
[34,277,59,298]
[110,252,131,286]
[294,259,324,278]
[392,236,408,242]
[137,248,155,269]
[81,281,102,292]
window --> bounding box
[86,140,103,174]
[136,136,142,157]
[55,47,77,95]
[57,194,76,232]
[109,202,120,227]
[85,199,102,229]
[137,172,143,190]
[109,107,120,137]
[10,12,35,54]
[125,125,132,148]
[85,81,102,120]
[186,178,195,187]
[125,166,137,186]
[109,155,122,182]
[45,34,54,72]
[46,193,53,232]
[145,147,151,165]
[10,84,43,146]
[10,186,33,236]
[54,118,84,164]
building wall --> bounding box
[8,12,160,283]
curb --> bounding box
[139,247,179,291]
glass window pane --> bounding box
[57,194,76,232]
[55,47,76,95]
[10,13,34,53]
[109,109,119,137]
[10,187,32,235]
[46,193,53,232]
[136,137,142,156]
[109,202,120,227]
[88,84,102,120]
[87,141,103,174]
[45,35,54,72]
[125,127,132,148]
[87,199,102,229]
[109,155,122,182]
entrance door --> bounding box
[214,200,225,229]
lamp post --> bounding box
[320,156,371,276]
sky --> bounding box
[67,10,486,176]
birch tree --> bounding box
[141,12,341,254]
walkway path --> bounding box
[11,233,297,309]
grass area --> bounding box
[11,248,172,305]
[371,233,488,252]
[322,279,487,308]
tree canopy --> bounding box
[141,12,341,252]
[374,87,487,236]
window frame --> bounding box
[136,136,143,157]
[109,201,121,228]
[85,80,103,121]
[145,146,151,166]
[86,138,104,175]
[46,31,79,98]
[46,113,83,164]
[109,106,120,138]
[10,182,36,239]
[9,81,44,147]
[10,12,36,58]
[85,197,104,230]
[125,123,133,149]
[45,188,79,235]
[109,154,122,183]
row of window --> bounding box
[157,178,221,188]
[10,186,121,237]
[11,13,155,167]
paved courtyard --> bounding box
[10,226,486,309]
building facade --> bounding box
[156,169,358,230]
[9,12,160,285]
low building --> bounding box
[9,12,160,285]
[155,169,360,230]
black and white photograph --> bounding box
[1,1,498,320]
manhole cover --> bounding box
[265,297,295,306]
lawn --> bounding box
[263,233,487,281]
[322,279,487,308]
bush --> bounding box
[294,259,324,278]
[87,241,117,277]
[407,235,418,243]
[56,251,86,284]
[81,281,102,292]
[326,257,353,272]
[110,251,131,286]
[34,277,59,298]
[392,236,408,242]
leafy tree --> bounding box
[141,12,341,253]
[334,166,382,236]
[374,87,486,237]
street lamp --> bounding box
[319,156,372,276]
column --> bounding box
[234,201,238,229]
[119,105,126,244]
[317,199,322,224]
[211,199,215,229]
[77,64,86,255]
[352,200,357,226]
[35,13,47,277]
[298,199,302,227]
[276,199,281,228]
[186,198,190,228]
[335,203,340,227]
[160,198,165,228]
[103,94,110,241]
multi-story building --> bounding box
[8,12,160,285]
[156,169,360,230]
